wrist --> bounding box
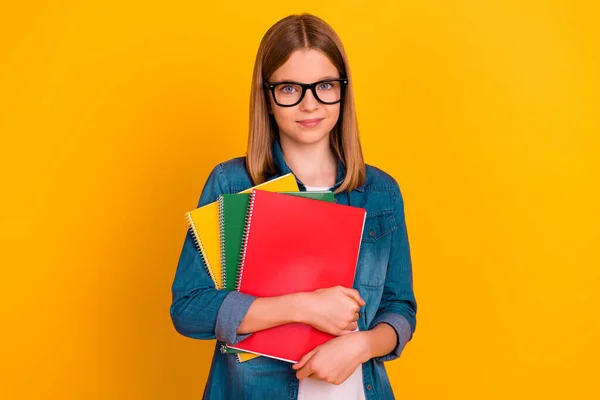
[290,292,312,324]
[358,330,375,362]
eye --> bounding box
[318,82,334,90]
[278,84,298,94]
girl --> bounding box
[170,13,417,400]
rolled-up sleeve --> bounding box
[170,163,257,342]
[369,181,417,362]
[369,312,413,362]
[215,290,257,344]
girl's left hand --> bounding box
[292,331,371,385]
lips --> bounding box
[297,118,323,127]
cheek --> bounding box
[330,104,341,119]
[325,105,341,127]
[272,108,297,127]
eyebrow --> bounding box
[275,75,340,83]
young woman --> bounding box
[170,13,417,400]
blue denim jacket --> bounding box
[170,140,417,399]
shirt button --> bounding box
[369,230,375,237]
[366,384,373,391]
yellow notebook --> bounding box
[184,173,299,363]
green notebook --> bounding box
[217,191,335,360]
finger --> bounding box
[293,354,311,370]
[345,321,358,331]
[293,348,318,370]
[340,287,365,306]
[353,312,359,322]
[296,362,314,380]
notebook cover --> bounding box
[184,173,299,289]
[227,190,366,363]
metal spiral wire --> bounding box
[236,190,256,291]
[218,196,227,290]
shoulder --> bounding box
[217,156,248,175]
[355,164,405,215]
[363,164,401,193]
[197,156,250,206]
[209,156,253,193]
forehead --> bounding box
[269,49,339,83]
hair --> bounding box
[246,13,365,193]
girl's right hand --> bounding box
[298,286,366,336]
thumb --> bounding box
[293,347,318,370]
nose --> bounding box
[299,88,319,112]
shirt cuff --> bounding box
[214,290,257,345]
[369,312,413,362]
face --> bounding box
[266,49,342,146]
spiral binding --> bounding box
[236,190,256,291]
[184,212,217,284]
[217,196,227,289]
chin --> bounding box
[280,122,336,146]
[284,129,331,146]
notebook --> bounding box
[184,173,299,290]
[218,191,335,363]
[227,189,367,363]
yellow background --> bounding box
[1,1,598,398]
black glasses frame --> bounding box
[264,78,349,107]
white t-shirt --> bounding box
[298,184,367,400]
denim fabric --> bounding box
[170,139,417,399]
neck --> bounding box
[279,135,338,188]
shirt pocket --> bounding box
[354,209,397,288]
[362,209,397,243]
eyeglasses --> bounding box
[264,78,348,107]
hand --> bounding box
[299,286,365,336]
[292,331,371,384]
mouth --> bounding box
[297,118,324,128]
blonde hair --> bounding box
[246,13,365,193]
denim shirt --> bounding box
[170,140,417,400]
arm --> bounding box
[367,180,417,361]
[236,293,305,334]
[362,323,398,359]
[237,287,365,335]
[170,164,256,345]
[171,230,322,343]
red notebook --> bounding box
[227,189,367,363]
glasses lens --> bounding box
[273,83,303,106]
[315,80,342,103]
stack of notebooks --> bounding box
[185,173,366,363]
